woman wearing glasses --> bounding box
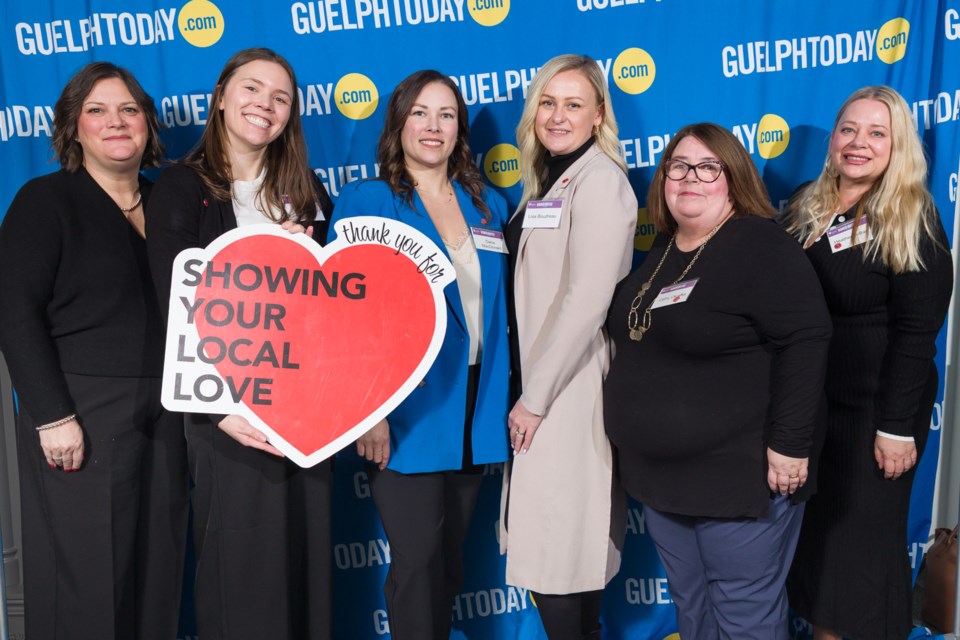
[602,123,832,639]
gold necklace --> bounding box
[415,183,454,204]
[627,222,723,342]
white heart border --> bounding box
[161,216,454,467]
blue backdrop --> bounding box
[2,1,958,638]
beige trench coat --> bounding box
[500,144,637,594]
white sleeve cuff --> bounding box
[876,430,915,443]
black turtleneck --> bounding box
[539,136,596,198]
[506,137,595,260]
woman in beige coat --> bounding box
[500,54,636,640]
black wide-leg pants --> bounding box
[17,373,189,640]
[185,412,333,640]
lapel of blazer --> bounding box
[392,188,468,334]
[198,179,238,247]
[514,143,602,272]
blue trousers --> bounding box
[644,495,804,640]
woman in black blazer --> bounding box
[146,47,334,640]
[0,62,189,640]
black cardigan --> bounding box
[0,168,164,424]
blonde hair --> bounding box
[786,85,939,273]
[516,54,626,206]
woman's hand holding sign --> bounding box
[279,219,312,237]
[218,414,284,457]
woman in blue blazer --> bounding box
[329,69,510,639]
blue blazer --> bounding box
[329,179,510,473]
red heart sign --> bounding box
[162,219,452,466]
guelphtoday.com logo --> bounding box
[13,0,224,55]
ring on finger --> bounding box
[517,431,526,437]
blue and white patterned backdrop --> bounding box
[2,1,958,638]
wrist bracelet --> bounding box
[36,414,77,431]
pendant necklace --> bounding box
[415,182,454,205]
[627,220,724,342]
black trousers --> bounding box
[185,412,333,640]
[368,363,483,640]
[368,465,483,640]
[17,373,189,640]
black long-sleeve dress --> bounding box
[787,206,953,639]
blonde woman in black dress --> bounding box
[785,85,953,640]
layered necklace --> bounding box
[627,217,728,342]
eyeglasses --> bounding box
[664,160,726,183]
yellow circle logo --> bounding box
[663,635,682,640]
[178,0,224,48]
[756,114,790,159]
[334,73,379,120]
[634,207,656,251]
[876,18,910,64]
[613,48,656,95]
[468,0,510,26]
[483,143,521,187]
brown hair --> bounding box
[647,122,776,233]
[184,47,320,224]
[376,69,489,216]
[52,61,164,172]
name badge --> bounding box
[522,199,563,229]
[470,226,508,253]
[827,216,871,253]
[650,278,699,309]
